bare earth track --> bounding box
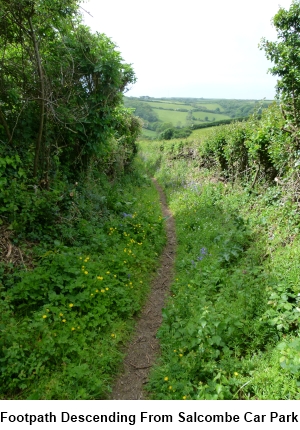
[110,179,176,400]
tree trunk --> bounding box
[28,16,45,177]
[0,106,12,144]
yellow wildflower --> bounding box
[59,313,63,317]
[42,315,47,319]
[164,377,168,381]
[71,327,75,331]
[182,396,187,400]
[62,319,66,323]
[111,333,116,338]
[69,303,74,308]
[168,386,172,390]
[84,271,88,275]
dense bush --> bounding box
[159,127,192,140]
[140,136,300,400]
[0,0,142,234]
[0,161,166,399]
[199,103,294,183]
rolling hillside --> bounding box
[124,97,272,138]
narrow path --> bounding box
[110,179,176,400]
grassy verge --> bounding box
[0,158,165,399]
[139,139,300,400]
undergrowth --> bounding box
[140,133,300,400]
[0,158,165,399]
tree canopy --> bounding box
[0,0,140,182]
[260,0,300,147]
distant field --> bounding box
[141,125,219,140]
[145,101,193,110]
[146,101,225,112]
[141,128,157,137]
[152,108,188,124]
[124,97,273,138]
[194,102,225,111]
[192,111,230,121]
[152,108,230,125]
[141,123,232,140]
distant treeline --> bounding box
[157,117,250,140]
[191,116,248,130]
[124,97,271,127]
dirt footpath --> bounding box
[110,179,176,400]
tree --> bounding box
[260,0,300,147]
[0,0,138,182]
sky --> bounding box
[81,0,294,100]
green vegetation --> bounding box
[1,0,300,401]
[217,99,267,118]
[195,103,225,111]
[260,0,300,148]
[140,102,300,399]
[191,112,228,121]
[136,0,300,397]
[124,96,272,139]
[0,163,165,399]
[0,0,165,399]
[141,128,157,138]
[190,128,216,139]
[140,101,194,111]
[152,109,189,125]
